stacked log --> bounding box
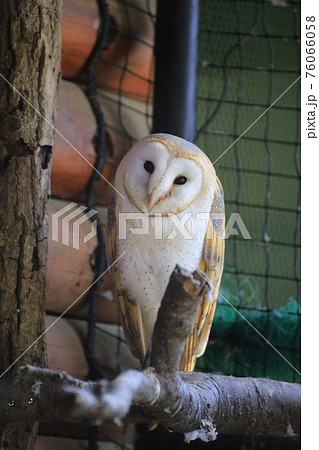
[62,0,154,99]
[37,0,155,447]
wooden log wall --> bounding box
[62,0,154,99]
[37,0,156,447]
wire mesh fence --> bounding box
[194,0,301,383]
[97,0,155,148]
[89,0,301,387]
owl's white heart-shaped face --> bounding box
[118,134,215,215]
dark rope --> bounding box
[84,0,110,382]
[83,0,113,448]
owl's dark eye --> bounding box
[144,160,154,174]
[174,176,187,185]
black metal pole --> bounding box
[152,0,199,142]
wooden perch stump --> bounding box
[0,267,301,443]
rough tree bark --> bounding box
[0,1,62,448]
[0,267,300,443]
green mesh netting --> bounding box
[195,0,301,383]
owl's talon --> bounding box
[148,420,159,431]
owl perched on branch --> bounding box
[106,134,225,371]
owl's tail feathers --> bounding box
[179,341,197,372]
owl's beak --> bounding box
[148,193,159,211]
[147,191,167,211]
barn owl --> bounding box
[106,134,225,371]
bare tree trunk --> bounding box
[0,1,62,448]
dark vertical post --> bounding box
[152,0,199,142]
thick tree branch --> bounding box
[0,267,300,442]
[149,267,209,374]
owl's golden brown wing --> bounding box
[180,176,225,371]
[106,194,148,363]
